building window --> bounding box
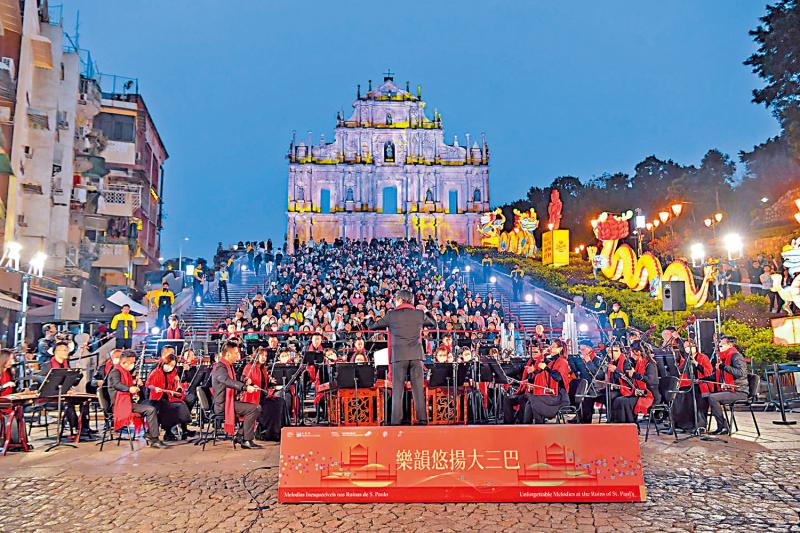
[345,187,354,202]
[297,186,305,200]
[425,188,434,202]
[384,141,395,162]
[448,190,458,214]
[473,188,481,202]
[93,112,135,143]
[382,186,398,214]
[386,112,392,125]
[320,188,331,214]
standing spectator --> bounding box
[481,254,493,284]
[193,265,206,307]
[254,249,263,276]
[510,265,524,301]
[762,265,779,313]
[152,282,175,331]
[37,324,57,365]
[218,267,229,303]
[748,260,763,296]
[265,249,275,276]
[728,262,742,295]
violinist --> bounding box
[108,350,164,448]
[145,354,194,440]
[671,340,713,432]
[241,348,285,441]
[210,341,261,449]
[523,339,571,424]
[707,336,748,435]
[503,346,539,423]
[627,342,657,416]
[607,344,637,423]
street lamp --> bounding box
[658,211,670,224]
[670,203,683,217]
[723,233,743,261]
[1,242,47,380]
[714,212,723,223]
[653,219,661,228]
[178,237,190,285]
[689,243,705,268]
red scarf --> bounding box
[678,352,713,392]
[51,356,68,369]
[165,327,183,340]
[219,359,237,436]
[530,355,569,396]
[145,367,184,402]
[112,364,137,431]
[716,347,739,390]
[240,362,263,405]
[632,358,655,415]
[609,353,634,396]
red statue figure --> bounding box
[548,189,563,230]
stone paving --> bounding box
[0,412,798,532]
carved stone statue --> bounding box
[548,188,563,230]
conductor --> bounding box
[369,289,435,425]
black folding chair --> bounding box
[195,387,242,450]
[556,379,587,423]
[644,376,680,442]
[97,389,138,451]
[721,374,761,437]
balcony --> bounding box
[97,184,141,217]
[91,242,130,269]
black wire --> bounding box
[240,465,277,533]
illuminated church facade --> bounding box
[286,73,490,247]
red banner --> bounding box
[278,425,646,503]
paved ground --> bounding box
[0,411,798,532]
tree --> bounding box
[745,0,800,120]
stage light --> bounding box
[547,223,554,231]
[151,326,161,335]
[670,203,683,217]
[574,247,580,254]
[703,218,713,227]
[524,294,533,303]
[195,295,202,303]
[658,211,670,224]
[241,265,248,272]
[464,265,471,272]
[723,233,743,260]
[1,241,21,270]
[653,220,660,228]
[635,215,646,229]
[714,212,723,223]
[578,323,589,333]
[489,276,497,283]
[760,197,769,203]
[185,265,195,276]
[579,244,585,251]
[689,243,705,267]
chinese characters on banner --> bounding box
[278,425,646,503]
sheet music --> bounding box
[373,348,389,367]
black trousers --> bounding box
[524,390,569,424]
[132,403,160,439]
[116,337,132,349]
[151,399,191,430]
[391,360,426,425]
[503,394,527,424]
[218,281,229,303]
[611,395,638,423]
[708,390,747,428]
[235,401,261,441]
[258,397,286,441]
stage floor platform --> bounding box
[0,412,797,532]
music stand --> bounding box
[335,363,376,426]
[482,360,510,423]
[40,368,83,452]
[429,363,468,424]
[271,364,300,424]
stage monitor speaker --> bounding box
[661,280,686,312]
[694,319,717,355]
[55,287,82,321]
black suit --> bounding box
[210,363,260,441]
[371,307,435,425]
[34,360,89,434]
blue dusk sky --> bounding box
[63,0,779,259]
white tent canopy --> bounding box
[107,291,149,315]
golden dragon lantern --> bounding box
[592,211,714,307]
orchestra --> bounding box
[0,306,760,452]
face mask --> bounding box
[163,365,175,373]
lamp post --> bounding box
[178,236,189,286]
[0,242,47,381]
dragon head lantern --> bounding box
[478,208,506,246]
[592,211,632,241]
[513,208,539,234]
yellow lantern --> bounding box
[658,211,670,223]
[671,203,683,217]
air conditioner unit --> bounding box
[78,93,87,104]
[23,146,33,159]
[1,57,15,80]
